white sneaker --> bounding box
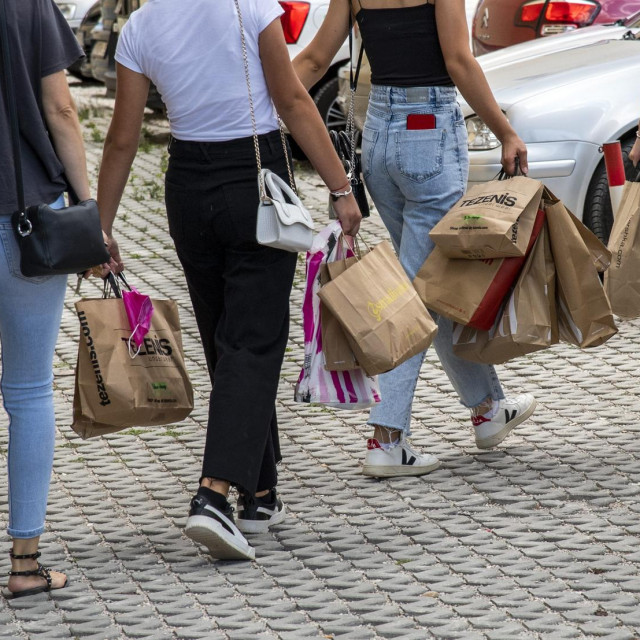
[362,436,440,478]
[472,394,536,449]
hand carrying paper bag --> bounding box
[72,297,194,438]
[318,241,438,376]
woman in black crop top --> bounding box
[294,0,536,478]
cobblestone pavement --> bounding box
[1,79,640,640]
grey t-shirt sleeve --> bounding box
[39,0,84,77]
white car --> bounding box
[339,12,640,241]
[282,1,350,133]
[463,20,640,241]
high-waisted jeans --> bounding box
[362,86,504,436]
[0,194,67,538]
[165,131,297,496]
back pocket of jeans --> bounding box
[395,129,446,182]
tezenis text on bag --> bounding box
[120,335,173,359]
[77,310,111,407]
[458,192,517,208]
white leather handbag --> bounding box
[235,0,315,253]
[256,168,314,252]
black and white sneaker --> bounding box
[236,489,286,534]
[185,487,255,561]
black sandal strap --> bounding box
[8,564,52,589]
[9,551,41,560]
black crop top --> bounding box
[355,2,453,88]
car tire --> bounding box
[583,136,636,244]
[313,76,347,133]
[290,76,348,160]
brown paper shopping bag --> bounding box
[320,261,360,371]
[545,200,617,348]
[605,179,640,318]
[318,241,438,376]
[452,224,558,364]
[72,297,194,438]
[414,209,545,330]
[543,187,611,272]
[429,175,544,259]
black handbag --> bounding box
[329,14,370,218]
[0,0,109,277]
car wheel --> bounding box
[583,136,636,244]
[314,77,347,132]
[68,1,101,81]
[290,76,348,160]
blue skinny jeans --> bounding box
[0,194,67,538]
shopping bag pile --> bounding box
[415,176,618,364]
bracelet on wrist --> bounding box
[636,130,640,139]
[330,184,353,201]
[329,180,350,193]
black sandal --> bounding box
[3,551,68,599]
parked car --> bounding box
[55,0,97,31]
[339,17,640,242]
[56,0,101,80]
[471,0,640,56]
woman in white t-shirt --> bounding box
[96,0,361,561]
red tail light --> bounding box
[279,2,310,44]
[519,0,599,26]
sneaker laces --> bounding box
[396,434,420,458]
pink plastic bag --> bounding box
[122,287,154,354]
[294,222,381,409]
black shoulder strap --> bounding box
[0,0,25,214]
[348,12,364,92]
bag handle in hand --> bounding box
[496,156,522,181]
[233,0,296,201]
[103,272,131,299]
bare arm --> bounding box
[260,19,361,235]
[41,70,91,201]
[96,63,150,270]
[436,0,527,175]
[292,0,351,90]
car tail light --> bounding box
[279,2,310,44]
[519,0,599,31]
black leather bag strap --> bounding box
[348,12,364,93]
[0,0,26,216]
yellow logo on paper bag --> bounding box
[368,281,411,322]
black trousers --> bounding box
[165,130,297,495]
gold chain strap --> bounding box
[233,0,296,199]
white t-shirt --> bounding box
[115,0,283,141]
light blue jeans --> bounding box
[363,86,504,436]
[0,194,67,538]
